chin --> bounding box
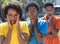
[11,22,16,25]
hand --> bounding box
[22,33,28,41]
[16,15,20,28]
[30,20,35,25]
[30,14,37,25]
[46,15,53,23]
[7,15,12,29]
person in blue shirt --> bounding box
[25,1,48,44]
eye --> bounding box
[15,14,17,16]
[8,14,12,16]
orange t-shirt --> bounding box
[41,15,60,44]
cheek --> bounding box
[28,12,31,16]
[34,11,38,15]
[52,10,54,13]
[13,17,17,21]
[46,11,51,14]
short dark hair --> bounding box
[4,2,22,19]
[25,1,39,12]
[44,2,53,8]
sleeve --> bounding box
[21,22,30,36]
[55,19,60,30]
[38,20,48,35]
[0,25,4,36]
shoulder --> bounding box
[38,19,48,25]
[53,16,60,20]
[19,21,27,24]
[0,22,7,27]
[0,22,7,30]
[52,16,60,22]
[19,21,28,26]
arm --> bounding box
[47,15,58,37]
[2,28,12,44]
[0,36,4,44]
[49,21,58,37]
[16,15,29,44]
[34,24,43,44]
[0,15,12,44]
[34,21,48,44]
[17,27,28,44]
[28,24,33,41]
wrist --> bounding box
[34,24,36,27]
[8,26,12,30]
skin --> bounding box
[27,6,43,44]
[0,9,29,44]
[45,6,59,37]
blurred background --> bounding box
[0,0,60,22]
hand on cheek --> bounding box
[7,15,12,29]
[16,15,20,28]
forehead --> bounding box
[7,9,18,16]
[28,6,37,9]
[8,9,17,13]
[45,6,53,9]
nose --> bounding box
[11,16,16,20]
[31,10,34,13]
[11,17,15,20]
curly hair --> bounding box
[4,2,22,19]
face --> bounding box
[45,6,54,16]
[27,6,38,20]
[7,9,19,25]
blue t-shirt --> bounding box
[27,19,48,44]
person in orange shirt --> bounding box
[41,2,60,44]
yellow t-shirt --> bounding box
[0,21,29,44]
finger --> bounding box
[7,15,10,24]
[49,15,52,20]
[16,15,19,25]
[7,15,12,29]
[17,15,19,22]
[7,15,11,25]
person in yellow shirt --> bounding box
[0,2,29,44]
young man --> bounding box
[0,2,29,44]
[26,2,48,44]
[41,2,60,44]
